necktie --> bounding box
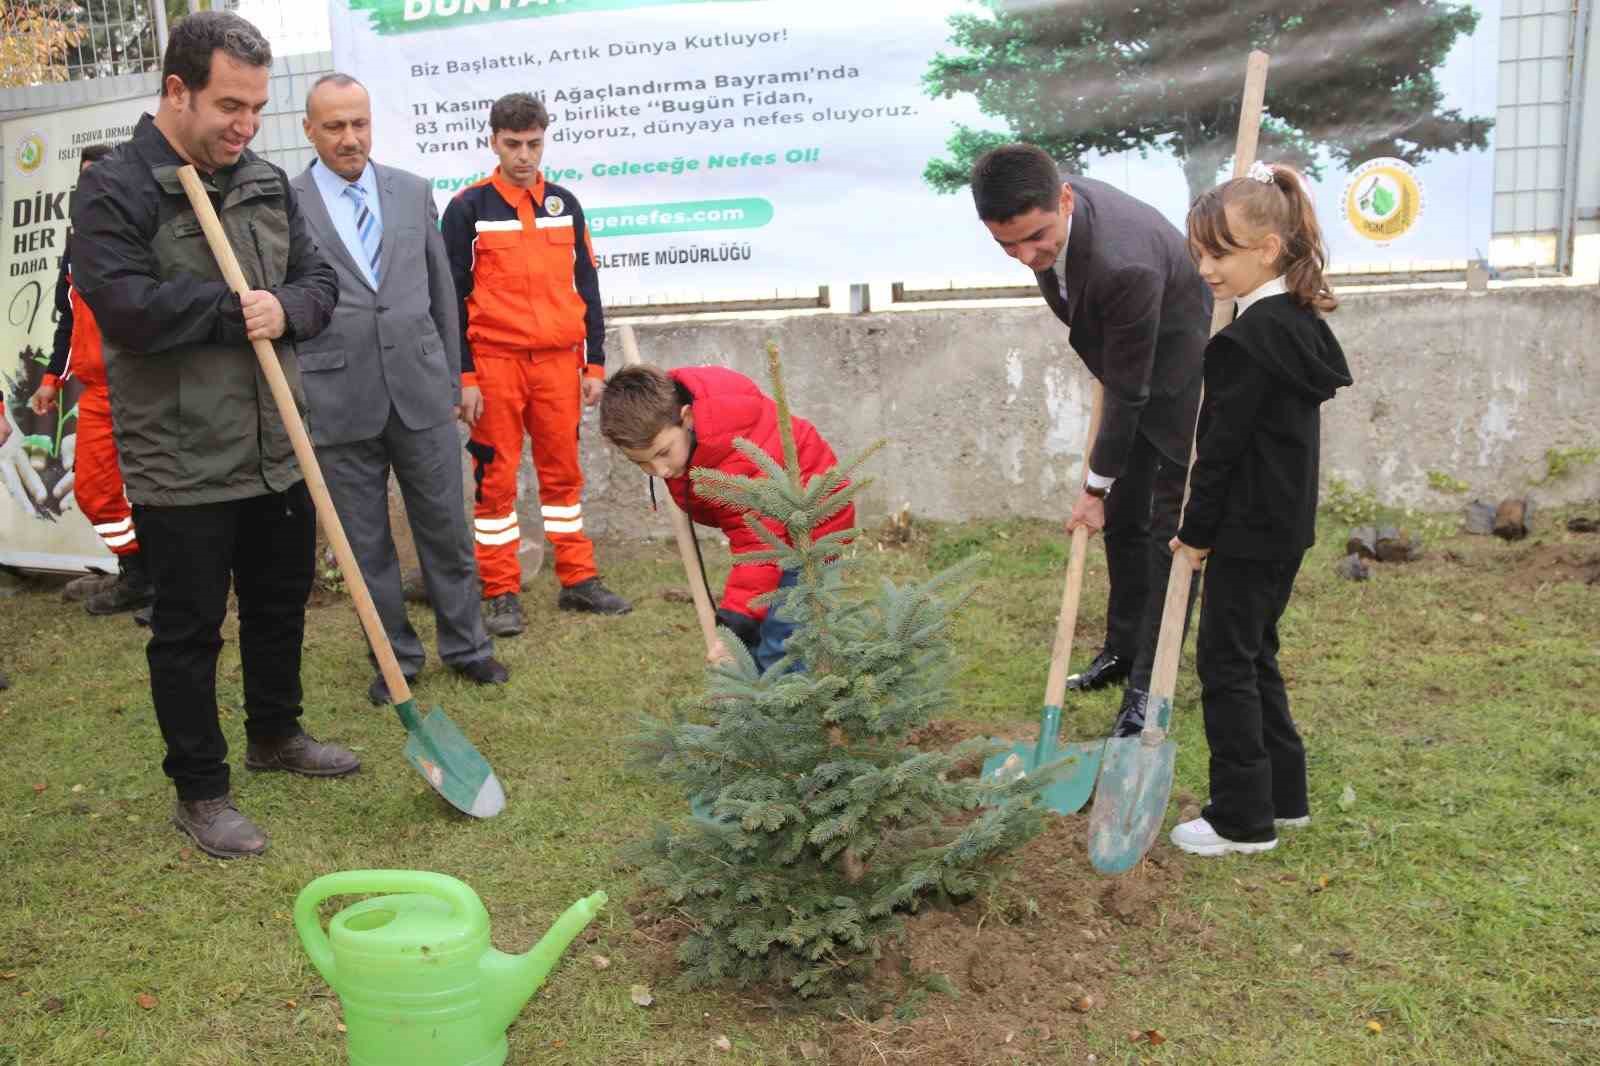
[343,182,382,284]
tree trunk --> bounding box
[1180,140,1232,206]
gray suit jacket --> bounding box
[1036,176,1212,475]
[290,160,461,447]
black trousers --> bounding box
[1197,552,1309,843]
[1101,431,1197,691]
[132,483,315,801]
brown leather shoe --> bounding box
[172,794,268,858]
[244,732,361,777]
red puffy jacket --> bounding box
[665,365,854,620]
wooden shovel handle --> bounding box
[1043,381,1104,707]
[616,326,721,656]
[1150,49,1271,711]
[176,165,413,705]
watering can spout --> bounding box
[484,890,608,1030]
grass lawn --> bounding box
[2,509,1597,1065]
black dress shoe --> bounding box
[1065,649,1132,692]
[368,671,419,706]
[1111,688,1149,738]
[451,656,510,686]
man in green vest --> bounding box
[72,11,358,859]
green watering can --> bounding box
[295,870,607,1066]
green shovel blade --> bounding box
[980,705,1104,815]
[394,699,505,819]
[1087,695,1177,874]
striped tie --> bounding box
[343,182,382,283]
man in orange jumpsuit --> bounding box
[441,92,630,637]
[29,144,154,618]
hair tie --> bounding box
[1247,160,1275,184]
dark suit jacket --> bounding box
[289,160,461,447]
[1036,176,1211,476]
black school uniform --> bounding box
[1176,280,1352,843]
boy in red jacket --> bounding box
[599,364,853,668]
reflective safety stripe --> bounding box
[102,529,138,549]
[475,513,518,533]
[93,517,134,535]
[534,215,574,229]
[475,527,521,547]
[542,517,584,534]
[474,219,522,232]
[540,503,582,519]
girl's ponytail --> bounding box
[1271,166,1337,313]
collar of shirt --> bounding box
[310,158,382,287]
[312,158,380,218]
[1236,275,1288,316]
[490,167,545,210]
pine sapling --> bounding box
[632,342,1055,999]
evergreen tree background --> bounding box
[632,344,1055,1000]
[922,0,1493,201]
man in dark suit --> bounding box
[291,73,506,704]
[972,143,1211,735]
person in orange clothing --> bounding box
[29,144,154,619]
[441,92,630,637]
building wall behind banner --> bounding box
[560,289,1600,545]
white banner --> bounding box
[2,97,145,572]
[330,0,1003,301]
[330,0,1499,300]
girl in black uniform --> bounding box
[1167,161,1353,857]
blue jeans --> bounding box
[752,568,800,673]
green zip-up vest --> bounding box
[106,159,309,506]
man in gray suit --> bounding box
[972,143,1211,736]
[292,73,507,704]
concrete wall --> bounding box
[532,286,1600,544]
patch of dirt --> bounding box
[1506,543,1600,586]
[906,718,1031,780]
[621,720,1187,1065]
[827,815,1184,1066]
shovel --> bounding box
[616,326,727,821]
[981,382,1104,813]
[177,165,505,819]
[616,326,722,655]
[1087,50,1271,873]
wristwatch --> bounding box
[1083,482,1109,498]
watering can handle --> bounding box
[293,870,490,985]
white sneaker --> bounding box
[1169,817,1278,857]
[1275,815,1311,829]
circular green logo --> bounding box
[15,132,46,176]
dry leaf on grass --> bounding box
[590,955,611,970]
[135,993,159,1010]
[713,1035,733,1051]
[630,984,655,1008]
[1367,1020,1384,1034]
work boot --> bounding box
[451,656,510,686]
[85,552,154,616]
[482,593,526,637]
[172,793,268,859]
[1110,688,1149,738]
[133,605,152,628]
[557,577,632,616]
[244,732,361,777]
[1065,648,1132,692]
[62,571,116,602]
